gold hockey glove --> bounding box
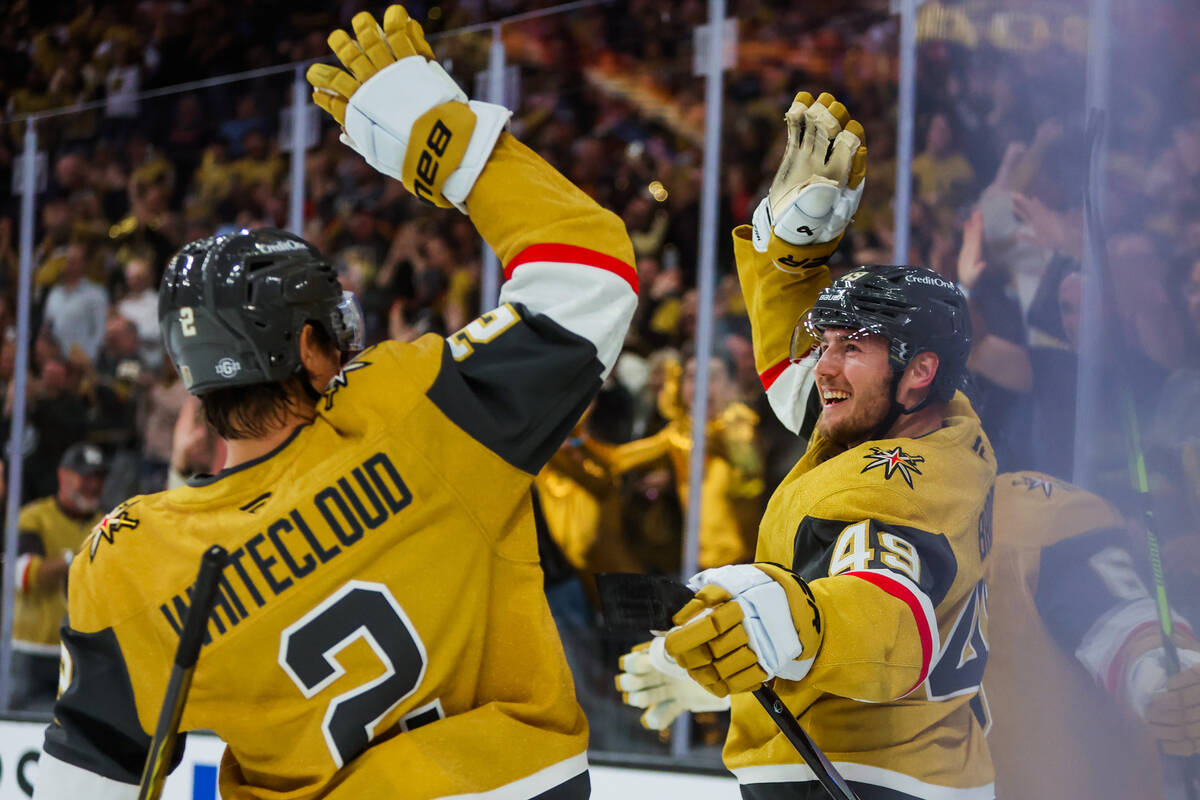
[307,5,511,211]
[664,563,823,697]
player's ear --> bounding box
[298,323,341,389]
[899,350,939,400]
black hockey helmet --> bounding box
[798,265,971,403]
[159,228,364,395]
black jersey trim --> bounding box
[792,516,959,607]
[187,425,306,487]
[43,622,186,784]
[531,770,590,799]
[1034,526,1135,654]
[17,531,46,557]
[741,779,925,800]
[427,303,603,475]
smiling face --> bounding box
[814,327,895,448]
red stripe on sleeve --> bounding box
[1100,619,1193,695]
[760,358,790,390]
[505,243,638,294]
[17,556,34,593]
[847,570,935,692]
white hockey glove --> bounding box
[307,6,511,211]
[616,637,731,730]
[751,91,867,257]
[1126,646,1200,720]
[665,563,823,696]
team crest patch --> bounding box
[322,357,372,411]
[861,446,925,488]
[89,500,141,560]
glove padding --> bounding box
[307,6,511,211]
[664,563,823,697]
[616,638,731,730]
[752,91,867,256]
[1146,660,1200,756]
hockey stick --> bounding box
[137,545,228,800]
[597,573,861,800]
[1082,109,1199,799]
[751,684,861,800]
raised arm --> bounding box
[734,92,867,434]
[308,6,636,475]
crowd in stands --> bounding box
[1,0,1198,749]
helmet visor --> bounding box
[793,307,887,360]
[335,291,366,353]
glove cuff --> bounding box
[443,100,513,213]
[751,198,841,270]
[343,56,467,173]
[754,562,823,680]
[1127,646,1200,719]
[687,563,817,682]
[648,635,692,681]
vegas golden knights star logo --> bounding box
[89,501,141,560]
[861,446,925,488]
[323,357,371,410]
[1015,474,1066,497]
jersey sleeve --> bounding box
[35,556,186,800]
[1035,527,1197,695]
[792,489,959,702]
[424,133,636,475]
[732,225,836,435]
[36,615,186,800]
[16,505,47,595]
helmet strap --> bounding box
[867,368,907,442]
[867,361,935,441]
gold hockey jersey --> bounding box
[726,225,996,799]
[985,471,1185,800]
[13,497,100,652]
[36,134,637,800]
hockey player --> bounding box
[34,7,635,799]
[985,471,1200,799]
[618,92,995,799]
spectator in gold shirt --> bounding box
[11,443,107,711]
[585,353,764,569]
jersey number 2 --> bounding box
[279,580,434,767]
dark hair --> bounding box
[201,379,304,440]
[199,322,336,440]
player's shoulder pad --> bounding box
[316,339,442,427]
[996,470,1124,547]
[806,477,925,531]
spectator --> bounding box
[115,257,162,367]
[10,443,107,712]
[911,111,975,233]
[17,343,91,503]
[585,353,764,571]
[40,241,108,363]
